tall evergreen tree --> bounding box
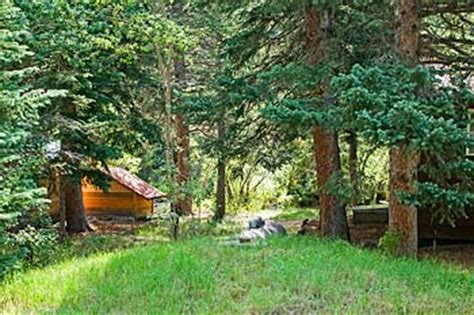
[0,1,63,275]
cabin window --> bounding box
[468,109,474,157]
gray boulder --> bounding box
[239,219,286,243]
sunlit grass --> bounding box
[273,207,318,221]
[1,236,472,314]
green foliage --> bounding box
[1,237,473,313]
[274,140,318,207]
[0,2,60,279]
[15,0,177,182]
[333,64,474,223]
[378,229,402,256]
[332,65,471,149]
[224,159,285,212]
[1,223,58,276]
[356,147,389,204]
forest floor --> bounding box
[1,209,474,313]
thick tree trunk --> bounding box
[347,131,359,205]
[174,47,192,215]
[175,114,193,215]
[313,128,350,239]
[214,123,226,222]
[65,177,90,233]
[389,0,421,255]
[305,5,349,240]
[389,145,419,254]
[395,0,421,67]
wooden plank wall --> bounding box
[418,209,474,240]
[82,180,152,217]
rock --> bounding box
[239,220,286,243]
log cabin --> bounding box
[49,167,166,219]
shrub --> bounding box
[0,211,58,279]
[378,229,402,256]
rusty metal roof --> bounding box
[106,167,166,200]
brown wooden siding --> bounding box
[48,178,154,218]
[418,209,474,240]
[82,180,153,217]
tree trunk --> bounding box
[389,0,421,255]
[215,160,226,221]
[313,128,350,239]
[395,0,421,67]
[173,41,193,215]
[214,122,226,222]
[305,5,349,240]
[65,176,90,233]
[175,114,193,215]
[389,145,419,255]
[347,131,359,205]
[59,175,66,239]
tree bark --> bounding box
[313,128,350,239]
[59,175,66,239]
[305,5,349,240]
[65,176,90,233]
[395,0,421,67]
[389,145,419,255]
[175,114,193,215]
[389,0,421,255]
[214,122,226,222]
[173,35,193,215]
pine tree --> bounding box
[0,1,64,275]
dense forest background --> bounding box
[1,0,473,276]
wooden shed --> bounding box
[81,167,166,218]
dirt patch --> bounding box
[86,216,147,235]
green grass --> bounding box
[273,207,318,221]
[1,236,473,314]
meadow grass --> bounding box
[1,236,473,314]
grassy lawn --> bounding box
[1,236,473,314]
[272,207,317,221]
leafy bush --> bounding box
[378,229,402,256]
[0,208,58,278]
[274,140,318,207]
